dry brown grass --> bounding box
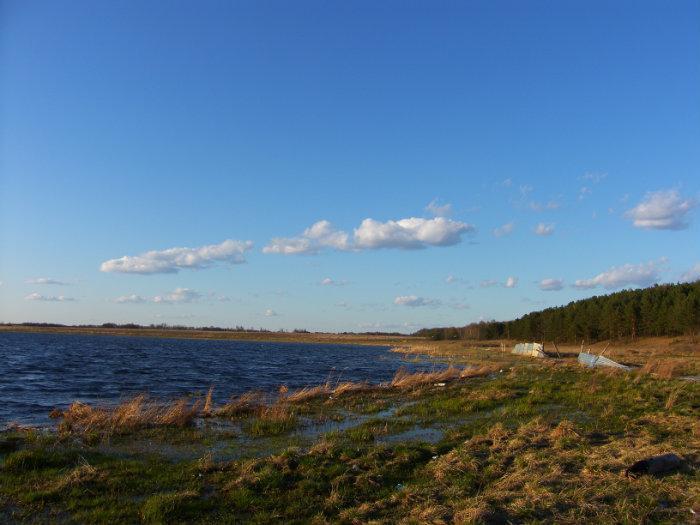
[58,394,201,435]
[256,403,294,423]
[390,366,461,388]
[216,391,297,434]
[460,365,501,378]
[235,402,298,437]
[664,385,687,410]
[332,380,370,396]
[413,414,699,524]
[284,384,332,403]
[636,357,685,382]
[389,365,499,389]
[49,463,106,492]
[216,391,267,417]
[52,362,498,435]
[283,380,372,403]
[202,386,214,416]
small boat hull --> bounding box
[578,352,631,370]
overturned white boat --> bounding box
[512,342,546,358]
[578,352,631,371]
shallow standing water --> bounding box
[0,332,438,426]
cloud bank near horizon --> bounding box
[25,277,70,285]
[114,288,202,304]
[25,293,75,302]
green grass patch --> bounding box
[1,365,698,523]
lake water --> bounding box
[0,332,437,426]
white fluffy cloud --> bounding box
[114,294,147,304]
[354,217,474,249]
[394,295,439,307]
[539,278,564,291]
[100,239,253,274]
[153,288,202,304]
[680,263,700,283]
[534,222,555,236]
[573,260,664,290]
[25,293,75,302]
[505,276,518,288]
[264,309,279,317]
[114,288,202,304]
[493,222,514,237]
[25,277,68,285]
[265,217,475,255]
[320,277,348,286]
[263,221,349,255]
[425,199,452,217]
[625,190,696,230]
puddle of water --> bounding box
[379,426,444,444]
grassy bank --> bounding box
[2,362,699,523]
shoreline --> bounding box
[2,361,697,523]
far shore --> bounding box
[0,324,419,348]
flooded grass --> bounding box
[55,395,202,436]
[2,364,699,523]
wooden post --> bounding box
[552,341,562,358]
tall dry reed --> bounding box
[58,394,201,435]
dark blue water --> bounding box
[0,332,435,426]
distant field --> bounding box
[391,337,700,377]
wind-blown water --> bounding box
[0,332,436,426]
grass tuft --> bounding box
[390,365,498,389]
[216,391,267,418]
[245,403,298,437]
[2,448,79,472]
[141,490,199,524]
[57,394,200,436]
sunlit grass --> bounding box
[2,364,698,523]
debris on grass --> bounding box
[625,453,684,479]
[512,342,546,358]
[578,352,632,371]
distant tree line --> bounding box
[4,322,405,337]
[415,281,700,343]
[7,322,294,333]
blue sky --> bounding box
[1,1,698,332]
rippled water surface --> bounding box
[0,332,434,426]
